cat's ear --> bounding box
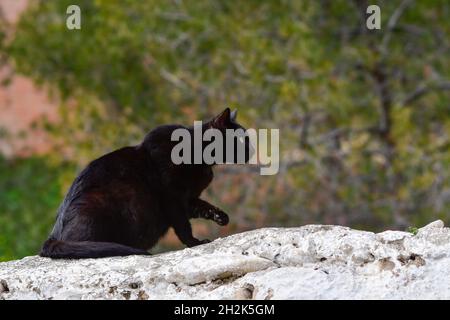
[230,109,237,122]
[212,108,231,128]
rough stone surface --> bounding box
[1,220,450,300]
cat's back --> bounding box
[62,146,144,194]
[58,146,151,215]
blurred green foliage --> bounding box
[0,0,449,260]
[0,156,74,261]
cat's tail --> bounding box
[39,238,150,259]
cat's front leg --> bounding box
[173,217,211,247]
[167,202,211,247]
[189,198,229,226]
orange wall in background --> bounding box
[0,0,57,156]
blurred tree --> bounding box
[0,0,449,260]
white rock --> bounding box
[420,219,444,231]
[1,220,450,300]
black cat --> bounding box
[40,108,251,259]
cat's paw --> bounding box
[186,238,211,247]
[213,211,229,226]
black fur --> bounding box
[40,108,250,259]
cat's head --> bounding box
[204,108,254,165]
